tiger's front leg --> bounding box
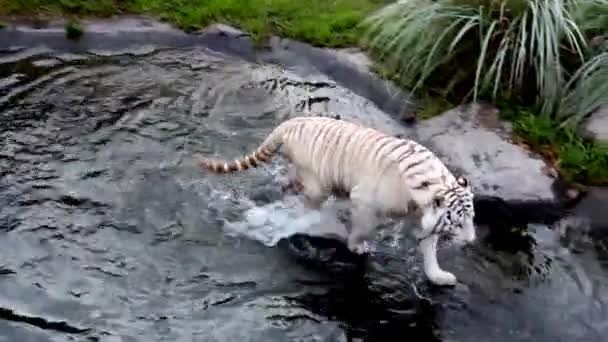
[418,234,457,286]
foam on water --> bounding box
[223,194,350,247]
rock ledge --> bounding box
[416,103,557,202]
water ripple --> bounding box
[0,43,606,342]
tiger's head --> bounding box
[419,176,476,245]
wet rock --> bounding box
[579,105,608,143]
[573,187,608,232]
[200,23,250,38]
[0,307,90,334]
[555,187,608,248]
[279,234,366,274]
[55,53,88,63]
[248,185,286,206]
[416,103,557,202]
[251,35,412,120]
[89,45,158,57]
[31,59,62,68]
[205,57,414,139]
[0,74,24,89]
[554,215,594,254]
[0,266,16,275]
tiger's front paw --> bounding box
[427,270,457,286]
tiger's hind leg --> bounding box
[288,163,304,193]
[347,185,379,255]
[297,168,328,210]
[282,163,304,194]
[281,165,327,209]
[348,205,378,255]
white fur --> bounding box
[199,116,476,286]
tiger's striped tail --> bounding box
[196,122,289,174]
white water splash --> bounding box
[224,195,350,247]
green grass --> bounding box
[361,0,608,185]
[500,103,608,186]
[360,0,608,119]
[0,0,385,47]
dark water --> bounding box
[1,42,607,342]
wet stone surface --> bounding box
[579,105,608,143]
[415,103,557,202]
[0,19,607,342]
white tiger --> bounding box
[196,116,476,286]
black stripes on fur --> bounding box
[199,148,274,173]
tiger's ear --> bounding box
[456,176,469,188]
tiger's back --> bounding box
[197,116,470,221]
[279,117,460,208]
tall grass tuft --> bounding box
[360,0,608,121]
[559,50,608,126]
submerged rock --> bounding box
[415,103,557,202]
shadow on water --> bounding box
[277,234,443,341]
[0,22,607,342]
